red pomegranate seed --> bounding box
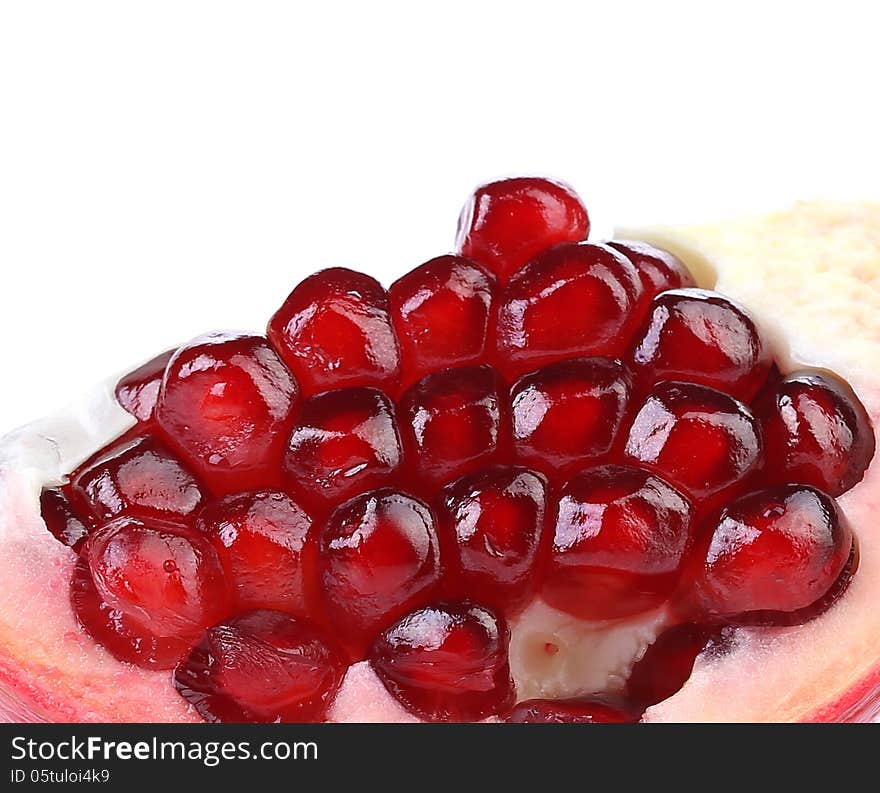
[508,697,634,723]
[511,357,633,474]
[267,267,400,396]
[626,624,722,709]
[174,610,346,723]
[70,435,205,525]
[368,602,515,722]
[398,365,506,487]
[495,242,644,379]
[283,387,403,507]
[455,177,590,283]
[390,255,497,390]
[156,332,299,496]
[40,488,92,551]
[606,240,696,305]
[115,349,175,423]
[628,288,772,401]
[319,489,442,656]
[438,466,548,612]
[686,484,853,622]
[84,516,231,640]
[71,556,193,669]
[755,370,876,496]
[623,381,763,501]
[196,490,316,615]
[542,464,693,620]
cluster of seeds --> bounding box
[41,177,875,722]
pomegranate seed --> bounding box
[368,603,515,722]
[398,365,506,487]
[508,697,634,723]
[628,288,772,401]
[623,381,763,501]
[283,387,403,507]
[626,624,723,708]
[40,488,92,551]
[542,464,693,620]
[687,484,853,621]
[455,177,589,283]
[70,435,205,525]
[438,466,548,612]
[495,242,643,379]
[174,610,346,723]
[196,490,316,615]
[319,489,442,655]
[755,370,876,496]
[156,332,298,497]
[115,349,175,423]
[606,240,696,304]
[85,516,231,640]
[71,557,193,669]
[390,255,497,390]
[511,357,633,474]
[267,267,400,395]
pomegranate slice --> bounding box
[0,187,877,724]
[368,603,515,722]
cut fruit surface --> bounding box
[0,189,878,724]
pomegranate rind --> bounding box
[619,201,880,723]
[0,379,197,722]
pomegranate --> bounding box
[0,182,877,723]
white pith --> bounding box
[0,201,878,722]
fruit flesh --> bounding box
[0,201,878,723]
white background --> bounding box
[1,1,878,430]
